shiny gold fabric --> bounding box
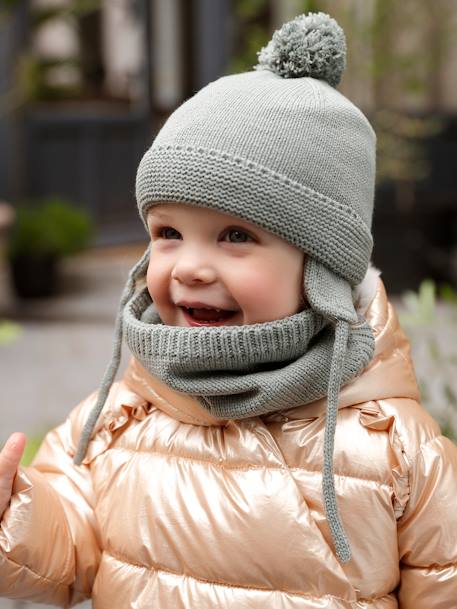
[1,279,457,608]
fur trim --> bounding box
[353,264,381,316]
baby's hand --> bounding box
[0,433,26,520]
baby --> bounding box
[1,13,456,609]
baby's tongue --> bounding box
[192,307,232,321]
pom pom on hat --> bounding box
[255,12,346,87]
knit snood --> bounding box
[123,286,374,421]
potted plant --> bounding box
[398,280,457,442]
[7,196,93,298]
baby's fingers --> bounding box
[0,433,26,519]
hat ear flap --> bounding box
[304,257,358,324]
[304,256,372,563]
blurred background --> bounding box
[0,1,457,605]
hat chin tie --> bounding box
[73,245,151,466]
[322,319,352,563]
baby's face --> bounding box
[146,203,304,327]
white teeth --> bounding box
[185,306,223,311]
[181,305,231,313]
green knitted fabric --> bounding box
[135,17,375,287]
[136,139,373,286]
[74,13,378,564]
[122,286,374,420]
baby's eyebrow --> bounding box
[147,209,172,222]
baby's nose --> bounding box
[171,253,217,285]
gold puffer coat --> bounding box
[1,279,457,608]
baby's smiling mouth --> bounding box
[176,302,239,326]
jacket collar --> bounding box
[123,274,419,425]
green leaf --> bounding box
[399,280,436,326]
[20,434,45,467]
[444,384,457,406]
[440,283,457,307]
[235,0,269,20]
[0,320,22,345]
[440,421,457,442]
[427,337,440,362]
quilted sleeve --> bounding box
[0,393,102,607]
[397,434,457,608]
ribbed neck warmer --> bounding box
[124,288,374,422]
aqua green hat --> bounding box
[135,12,375,309]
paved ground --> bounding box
[0,243,146,609]
[0,243,147,444]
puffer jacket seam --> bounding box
[408,433,446,464]
[289,467,392,487]
[103,549,363,603]
[104,446,392,485]
[375,399,411,521]
[0,551,69,591]
[395,431,446,505]
[385,415,443,522]
[394,351,418,394]
[357,593,397,603]
[391,314,418,392]
[400,560,457,570]
[68,586,90,603]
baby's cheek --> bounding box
[245,258,303,318]
[146,262,158,300]
[146,256,169,304]
[235,270,294,322]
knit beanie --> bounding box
[75,12,376,563]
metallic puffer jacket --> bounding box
[1,280,457,608]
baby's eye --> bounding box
[222,228,254,243]
[159,226,181,240]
